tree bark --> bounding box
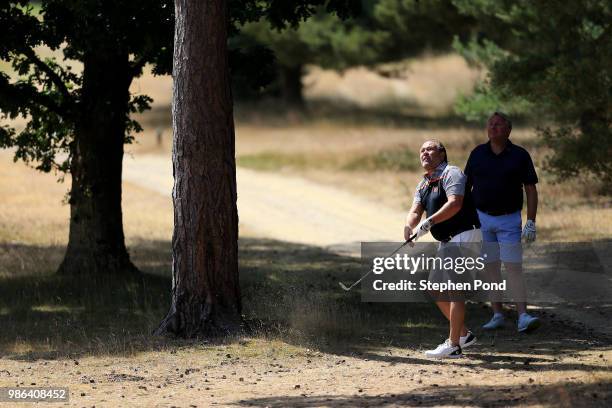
[279,64,305,107]
[155,0,242,338]
[58,50,137,276]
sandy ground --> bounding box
[122,153,420,255]
[0,333,610,408]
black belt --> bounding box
[480,209,518,216]
[440,225,479,243]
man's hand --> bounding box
[404,225,416,247]
[522,219,536,243]
[404,225,414,241]
[414,217,434,241]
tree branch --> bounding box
[22,47,72,100]
[129,56,148,80]
[0,78,66,118]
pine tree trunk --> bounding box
[155,0,242,338]
[58,50,137,276]
[280,64,305,107]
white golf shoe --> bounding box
[460,331,477,348]
[424,339,463,359]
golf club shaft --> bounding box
[340,233,418,291]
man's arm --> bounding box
[429,165,466,224]
[524,184,538,221]
[410,194,464,242]
[430,194,464,224]
[405,202,424,240]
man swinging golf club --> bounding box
[405,139,481,358]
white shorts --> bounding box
[441,228,482,247]
[429,229,483,295]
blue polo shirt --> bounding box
[464,141,538,215]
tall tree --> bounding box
[154,0,242,336]
[0,1,173,275]
[156,0,361,337]
[452,0,612,187]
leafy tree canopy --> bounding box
[0,0,361,174]
[372,0,475,59]
[452,0,612,185]
[0,0,174,173]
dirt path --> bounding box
[1,337,610,408]
[122,153,416,255]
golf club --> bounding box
[339,233,418,292]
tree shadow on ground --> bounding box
[230,380,612,407]
[0,241,173,360]
[0,238,610,368]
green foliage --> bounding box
[452,34,533,122]
[238,5,388,85]
[454,82,533,122]
[451,32,536,122]
[0,0,174,174]
[0,0,363,173]
[452,0,612,185]
[452,35,507,69]
[238,0,475,101]
[373,0,475,58]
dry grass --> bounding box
[0,150,173,248]
[304,54,481,116]
[5,49,610,244]
[129,108,612,243]
[0,152,69,247]
[0,149,610,406]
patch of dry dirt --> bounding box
[1,331,610,407]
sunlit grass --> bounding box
[342,147,419,172]
[237,151,325,171]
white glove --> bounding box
[414,217,434,242]
[522,219,536,243]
